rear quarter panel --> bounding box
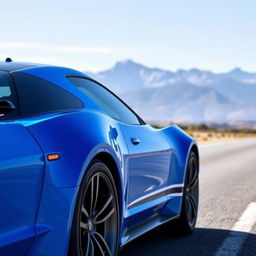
[160,125,198,186]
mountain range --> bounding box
[87,60,256,124]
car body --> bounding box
[0,60,199,256]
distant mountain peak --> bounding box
[229,67,245,74]
[189,68,202,73]
[232,67,242,71]
[114,59,143,69]
[227,67,256,76]
[118,59,136,65]
[225,67,256,82]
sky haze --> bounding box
[1,0,256,72]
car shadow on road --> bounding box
[119,226,256,256]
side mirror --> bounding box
[0,100,16,115]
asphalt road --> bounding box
[120,138,256,256]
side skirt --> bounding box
[120,213,180,247]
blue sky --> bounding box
[1,0,256,72]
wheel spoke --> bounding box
[190,176,198,190]
[89,236,94,256]
[89,174,100,216]
[188,161,197,188]
[80,221,88,230]
[82,205,89,219]
[83,232,90,256]
[188,194,197,219]
[95,208,115,225]
[189,161,194,183]
[91,231,111,256]
[186,197,192,224]
[190,170,198,188]
[94,195,115,224]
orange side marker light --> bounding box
[47,153,60,161]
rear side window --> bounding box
[12,72,83,116]
[0,71,18,118]
[0,71,13,99]
[67,76,142,125]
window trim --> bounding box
[67,75,146,125]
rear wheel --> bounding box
[164,151,199,235]
[69,160,119,256]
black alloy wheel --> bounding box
[162,151,199,235]
[69,161,119,256]
[184,151,199,229]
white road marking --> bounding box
[214,202,256,256]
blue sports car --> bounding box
[0,59,199,256]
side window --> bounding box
[0,71,18,118]
[67,77,142,125]
[12,72,83,116]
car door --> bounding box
[0,71,44,255]
[119,123,172,211]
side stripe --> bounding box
[127,184,184,209]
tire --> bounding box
[69,160,119,256]
[163,151,199,235]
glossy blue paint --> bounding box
[0,62,198,255]
[119,123,173,230]
[120,123,172,204]
[24,111,127,188]
[27,174,78,256]
[0,122,44,255]
[161,125,197,184]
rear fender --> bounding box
[161,125,198,185]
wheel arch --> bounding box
[183,142,200,186]
[190,144,199,168]
[92,151,123,216]
[77,149,124,231]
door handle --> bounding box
[130,138,140,145]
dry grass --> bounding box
[186,130,256,144]
[150,123,256,144]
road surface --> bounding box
[120,138,256,256]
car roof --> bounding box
[0,61,92,79]
[0,61,43,72]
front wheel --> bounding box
[69,160,119,256]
